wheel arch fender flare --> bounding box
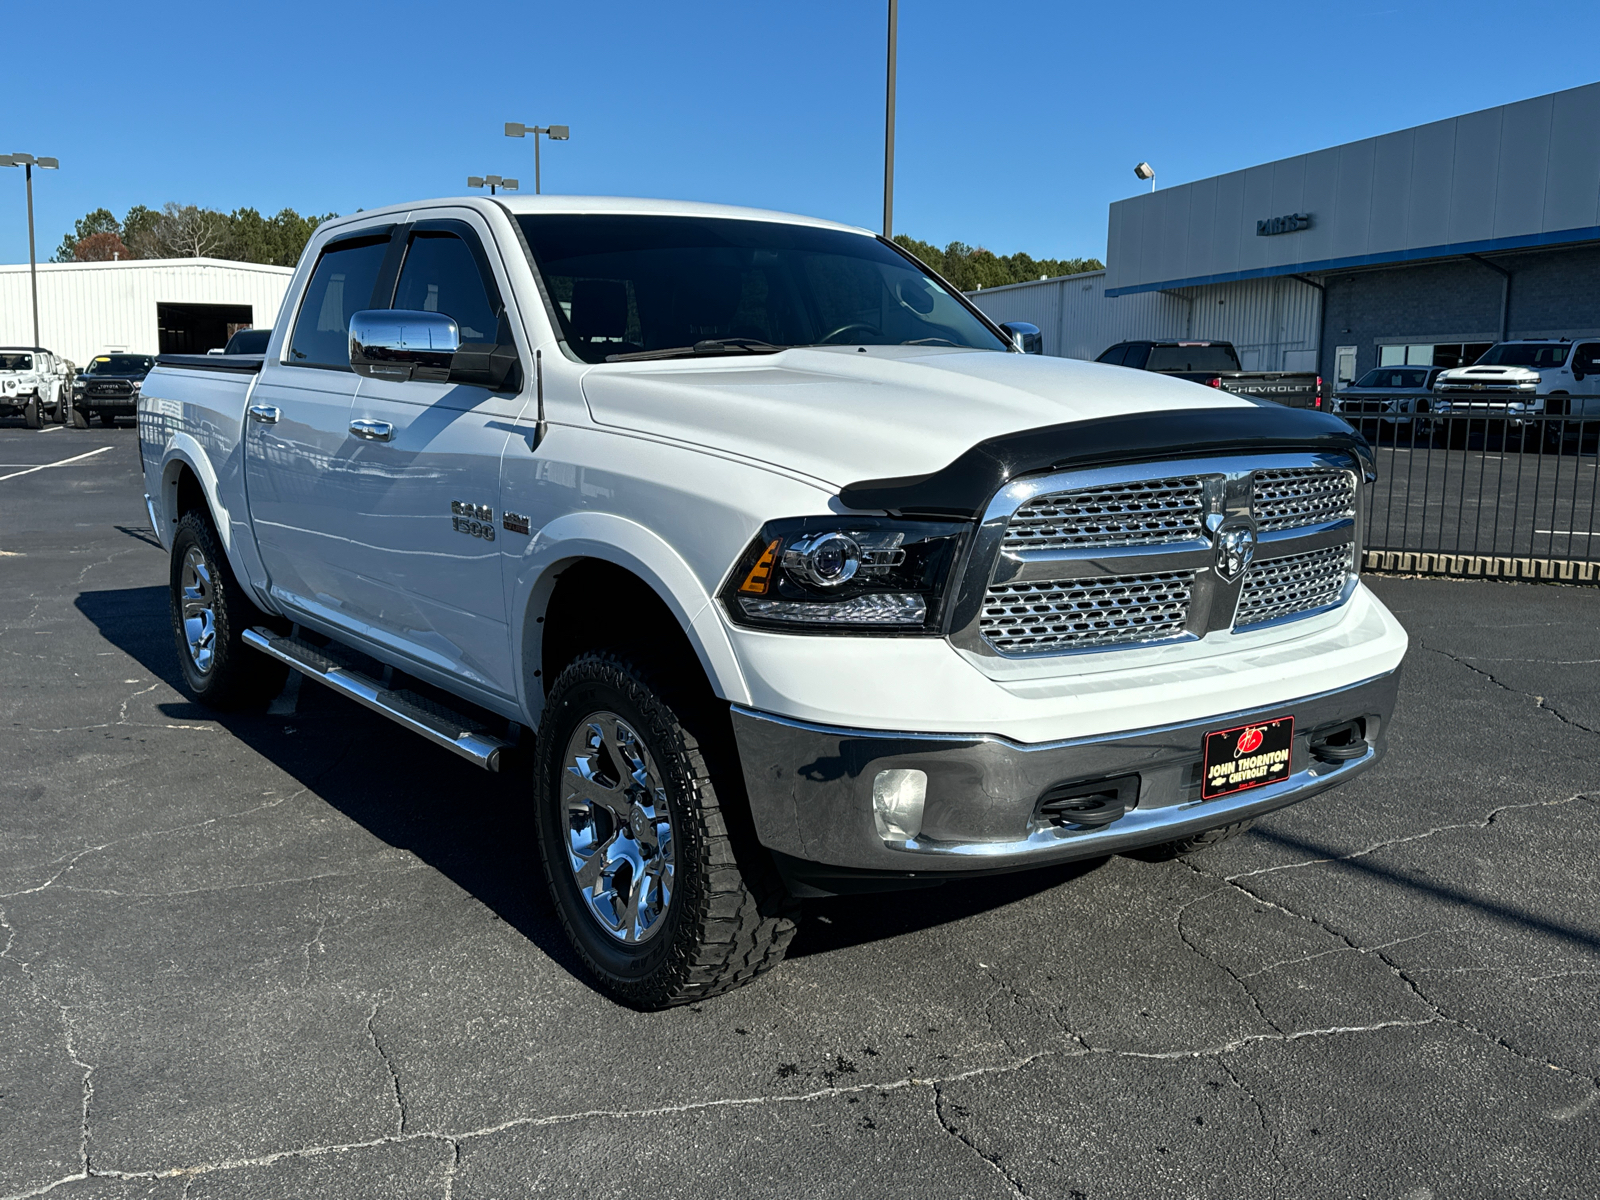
[511,511,751,723]
[155,438,267,609]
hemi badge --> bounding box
[503,512,531,535]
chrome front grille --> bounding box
[980,572,1194,654]
[1002,477,1205,552]
[1251,467,1355,532]
[1234,544,1353,628]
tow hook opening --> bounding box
[1036,774,1140,830]
[1309,718,1368,765]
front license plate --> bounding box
[1202,717,1294,801]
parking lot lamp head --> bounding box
[504,121,571,194]
[1134,161,1155,193]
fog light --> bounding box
[873,769,927,841]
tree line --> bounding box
[52,204,337,267]
[893,235,1102,292]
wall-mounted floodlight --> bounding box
[1134,162,1155,193]
[504,121,572,193]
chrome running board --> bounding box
[242,627,509,771]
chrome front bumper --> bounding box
[731,670,1399,895]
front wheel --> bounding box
[23,399,43,429]
[168,511,287,710]
[534,651,798,1008]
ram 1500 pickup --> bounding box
[138,196,1406,1008]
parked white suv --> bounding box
[0,346,70,427]
[137,196,1408,1007]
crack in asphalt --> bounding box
[1420,640,1600,736]
[46,862,429,900]
[932,1080,1029,1197]
[0,792,307,900]
[0,1023,1474,1200]
[1173,869,1282,1036]
[1216,870,1600,1089]
[1226,793,1590,883]
[1217,1057,1283,1177]
[365,1003,407,1137]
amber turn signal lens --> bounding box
[739,539,781,594]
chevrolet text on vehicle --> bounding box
[137,195,1406,1007]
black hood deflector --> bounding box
[839,406,1372,519]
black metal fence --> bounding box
[1357,412,1599,582]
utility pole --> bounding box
[883,0,898,238]
[1,153,59,348]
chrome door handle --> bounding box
[349,419,394,442]
[248,404,280,424]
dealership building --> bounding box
[0,257,293,367]
[971,80,1600,389]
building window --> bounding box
[1378,342,1493,369]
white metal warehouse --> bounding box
[0,258,293,367]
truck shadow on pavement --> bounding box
[75,585,1092,975]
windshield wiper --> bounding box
[606,338,788,363]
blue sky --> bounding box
[5,0,1598,266]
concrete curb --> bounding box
[1363,550,1600,584]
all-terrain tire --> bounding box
[23,398,43,429]
[1130,818,1255,862]
[70,406,89,429]
[168,510,288,710]
[534,650,799,1009]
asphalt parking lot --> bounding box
[2,421,1597,1199]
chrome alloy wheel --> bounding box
[178,546,218,675]
[562,712,676,944]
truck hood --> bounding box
[1436,365,1540,383]
[580,346,1252,489]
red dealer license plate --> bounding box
[1201,717,1294,801]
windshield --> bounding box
[1475,343,1569,368]
[1353,368,1431,388]
[83,355,155,375]
[1145,345,1241,373]
[516,215,1007,364]
[0,353,34,372]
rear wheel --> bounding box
[169,510,287,710]
[23,399,42,429]
[534,650,798,1008]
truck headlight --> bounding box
[720,517,968,633]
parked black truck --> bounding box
[1096,340,1322,409]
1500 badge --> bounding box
[450,500,495,542]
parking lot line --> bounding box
[0,444,115,482]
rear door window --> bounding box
[288,236,391,369]
[1096,344,1128,365]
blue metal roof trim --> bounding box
[1104,224,1600,296]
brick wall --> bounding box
[1318,244,1600,382]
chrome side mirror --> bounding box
[349,310,460,382]
[1000,321,1043,355]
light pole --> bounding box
[1,152,60,349]
[1134,161,1155,193]
[884,0,897,238]
[468,175,519,196]
[504,123,570,194]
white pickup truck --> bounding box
[138,196,1407,1007]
